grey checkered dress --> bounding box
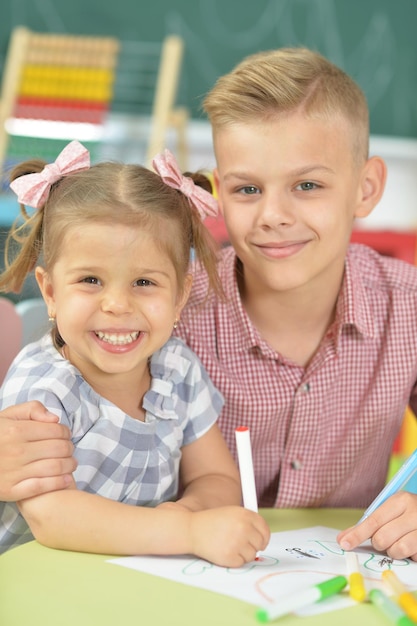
[0,334,224,553]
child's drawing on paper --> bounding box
[109,526,417,617]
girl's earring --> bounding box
[48,312,55,323]
[173,319,179,330]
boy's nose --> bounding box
[257,194,295,227]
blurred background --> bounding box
[0,1,416,159]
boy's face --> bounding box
[213,111,378,299]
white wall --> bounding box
[366,136,417,231]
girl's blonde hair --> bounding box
[203,47,369,164]
[1,160,221,299]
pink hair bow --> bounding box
[10,140,90,209]
[152,149,218,221]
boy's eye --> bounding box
[239,185,260,195]
[297,181,317,191]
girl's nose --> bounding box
[101,288,133,315]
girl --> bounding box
[0,141,269,566]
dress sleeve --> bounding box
[180,346,224,446]
[146,337,224,447]
[0,340,76,429]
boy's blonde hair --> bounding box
[203,47,369,163]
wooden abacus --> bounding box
[145,34,188,169]
[0,27,119,184]
[0,27,189,188]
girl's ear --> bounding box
[175,273,193,318]
[35,267,55,314]
[354,155,387,219]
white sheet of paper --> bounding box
[108,526,417,616]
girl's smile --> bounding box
[92,329,143,352]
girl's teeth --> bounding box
[96,331,139,345]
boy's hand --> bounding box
[0,402,77,501]
[337,491,417,561]
[189,506,270,568]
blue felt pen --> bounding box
[255,575,348,622]
[358,449,417,523]
[369,589,415,626]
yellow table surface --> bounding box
[0,508,413,626]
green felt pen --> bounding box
[256,575,348,622]
[369,589,415,626]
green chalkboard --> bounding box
[1,0,417,137]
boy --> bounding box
[2,47,417,560]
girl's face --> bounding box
[36,222,191,389]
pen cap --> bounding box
[382,569,404,592]
[317,575,348,599]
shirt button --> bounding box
[297,383,310,393]
[291,459,302,470]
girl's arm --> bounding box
[19,488,192,555]
[174,423,243,511]
[17,422,270,566]
[18,487,270,567]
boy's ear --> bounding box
[354,155,387,219]
[35,267,55,313]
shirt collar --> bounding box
[218,246,375,360]
[334,247,376,340]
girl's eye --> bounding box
[134,279,154,287]
[82,276,100,285]
[238,185,260,195]
[297,181,318,191]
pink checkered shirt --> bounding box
[175,244,417,509]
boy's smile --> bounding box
[254,239,311,260]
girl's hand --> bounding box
[189,506,270,568]
[337,491,417,561]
